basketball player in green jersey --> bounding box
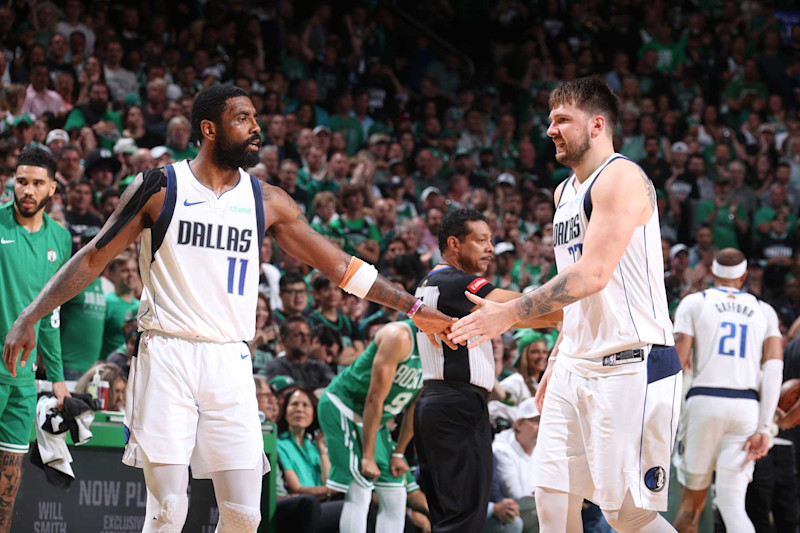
[0,148,72,532]
[318,319,423,532]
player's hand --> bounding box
[535,359,554,414]
[389,454,410,478]
[411,305,458,350]
[360,457,381,481]
[3,315,37,378]
[492,499,520,523]
[52,381,71,410]
[743,432,770,464]
[447,292,515,348]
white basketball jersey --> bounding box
[138,160,266,343]
[673,287,780,390]
[553,154,673,374]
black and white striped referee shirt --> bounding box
[414,266,496,391]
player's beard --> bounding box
[555,131,591,168]
[212,130,261,170]
[14,193,51,218]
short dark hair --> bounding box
[99,187,120,204]
[191,83,251,142]
[279,314,310,338]
[549,76,619,133]
[311,324,341,348]
[438,208,486,252]
[311,274,332,293]
[66,178,91,191]
[17,147,57,179]
[279,273,306,291]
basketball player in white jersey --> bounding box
[672,248,782,533]
[448,77,680,532]
[3,84,454,533]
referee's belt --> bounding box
[686,387,759,401]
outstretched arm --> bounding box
[448,160,651,346]
[3,171,165,375]
[264,185,455,343]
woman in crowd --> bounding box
[276,386,342,531]
[75,362,127,412]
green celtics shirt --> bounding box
[100,292,139,358]
[326,320,422,425]
[307,309,360,347]
[60,278,106,374]
[0,202,71,384]
[329,216,380,257]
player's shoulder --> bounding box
[757,298,779,318]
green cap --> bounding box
[269,375,296,393]
[14,114,34,128]
[124,93,143,107]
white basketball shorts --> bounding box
[673,393,758,491]
[122,331,269,478]
[533,346,682,511]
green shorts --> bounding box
[0,382,36,453]
[318,392,419,493]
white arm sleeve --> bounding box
[758,358,784,433]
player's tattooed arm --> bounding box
[512,269,589,321]
[265,185,416,312]
[639,168,656,210]
[20,170,165,323]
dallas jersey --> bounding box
[553,153,673,373]
[325,320,422,425]
[137,161,266,343]
[673,287,780,390]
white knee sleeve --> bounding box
[715,471,755,533]
[339,483,373,533]
[215,500,261,533]
[375,486,407,533]
[142,494,189,533]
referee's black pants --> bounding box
[413,381,493,533]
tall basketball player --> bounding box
[672,248,782,533]
[448,77,681,532]
[3,84,454,533]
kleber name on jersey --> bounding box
[553,213,581,247]
[176,221,252,253]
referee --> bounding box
[412,209,560,532]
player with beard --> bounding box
[450,78,679,532]
[0,147,71,533]
[3,84,455,533]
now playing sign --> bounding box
[13,446,220,532]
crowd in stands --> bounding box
[3,0,798,531]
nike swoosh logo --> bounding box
[241,353,250,359]
[557,203,566,209]
[1,238,14,244]
[184,200,206,207]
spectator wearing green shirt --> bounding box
[307,275,363,362]
[638,23,686,76]
[754,184,798,243]
[726,58,769,114]
[329,90,363,156]
[165,116,198,161]
[276,386,332,499]
[310,191,347,250]
[60,228,106,380]
[63,81,122,150]
[330,184,380,264]
[100,252,140,358]
[695,179,748,250]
